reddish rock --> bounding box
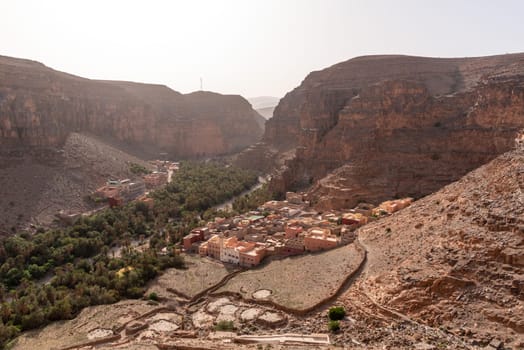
[356,148,524,347]
[0,55,263,158]
[259,54,524,208]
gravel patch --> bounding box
[87,328,113,340]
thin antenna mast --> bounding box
[200,77,203,91]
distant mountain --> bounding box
[0,54,264,231]
[255,106,276,120]
[247,96,280,109]
[0,55,263,158]
[246,53,524,207]
[247,96,280,121]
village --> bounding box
[55,160,179,225]
[73,158,413,270]
[91,160,179,207]
[183,192,413,268]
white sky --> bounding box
[1,0,523,97]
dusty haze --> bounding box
[1,0,523,97]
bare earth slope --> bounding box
[12,150,523,349]
[0,55,264,230]
[351,147,524,348]
[0,55,263,158]
[250,53,524,209]
[0,133,152,231]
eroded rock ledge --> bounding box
[253,54,524,208]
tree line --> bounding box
[0,161,260,348]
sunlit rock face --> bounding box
[261,53,524,207]
[0,55,263,158]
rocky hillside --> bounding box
[0,133,152,232]
[0,55,263,158]
[348,147,524,348]
[258,53,524,208]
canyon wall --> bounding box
[0,55,263,158]
[261,54,524,209]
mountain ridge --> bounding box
[0,54,263,158]
[243,53,524,209]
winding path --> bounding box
[348,237,472,348]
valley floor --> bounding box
[10,148,524,349]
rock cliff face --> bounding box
[0,55,263,158]
[351,147,524,347]
[262,54,524,208]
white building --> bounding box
[220,237,240,264]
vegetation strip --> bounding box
[0,161,258,348]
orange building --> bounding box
[198,242,208,256]
[206,235,222,259]
[220,237,240,264]
[341,212,368,226]
[285,225,303,239]
[375,198,413,215]
[304,227,339,252]
[183,234,201,251]
[281,237,305,256]
[239,243,267,267]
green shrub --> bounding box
[148,292,159,301]
[328,306,346,320]
[328,320,340,332]
[129,162,150,175]
[215,320,235,331]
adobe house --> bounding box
[304,227,339,252]
[206,234,222,259]
[341,212,368,226]
[183,229,205,251]
[285,224,303,239]
[239,243,267,267]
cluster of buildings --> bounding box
[183,192,413,268]
[93,179,146,207]
[92,161,179,207]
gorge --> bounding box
[241,53,524,210]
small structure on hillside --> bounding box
[92,178,145,207]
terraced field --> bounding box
[214,243,365,311]
[147,254,238,299]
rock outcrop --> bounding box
[260,54,524,207]
[0,55,263,158]
[351,147,524,347]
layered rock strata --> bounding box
[0,55,263,158]
[261,54,524,207]
[352,148,524,347]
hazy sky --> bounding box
[1,0,523,98]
